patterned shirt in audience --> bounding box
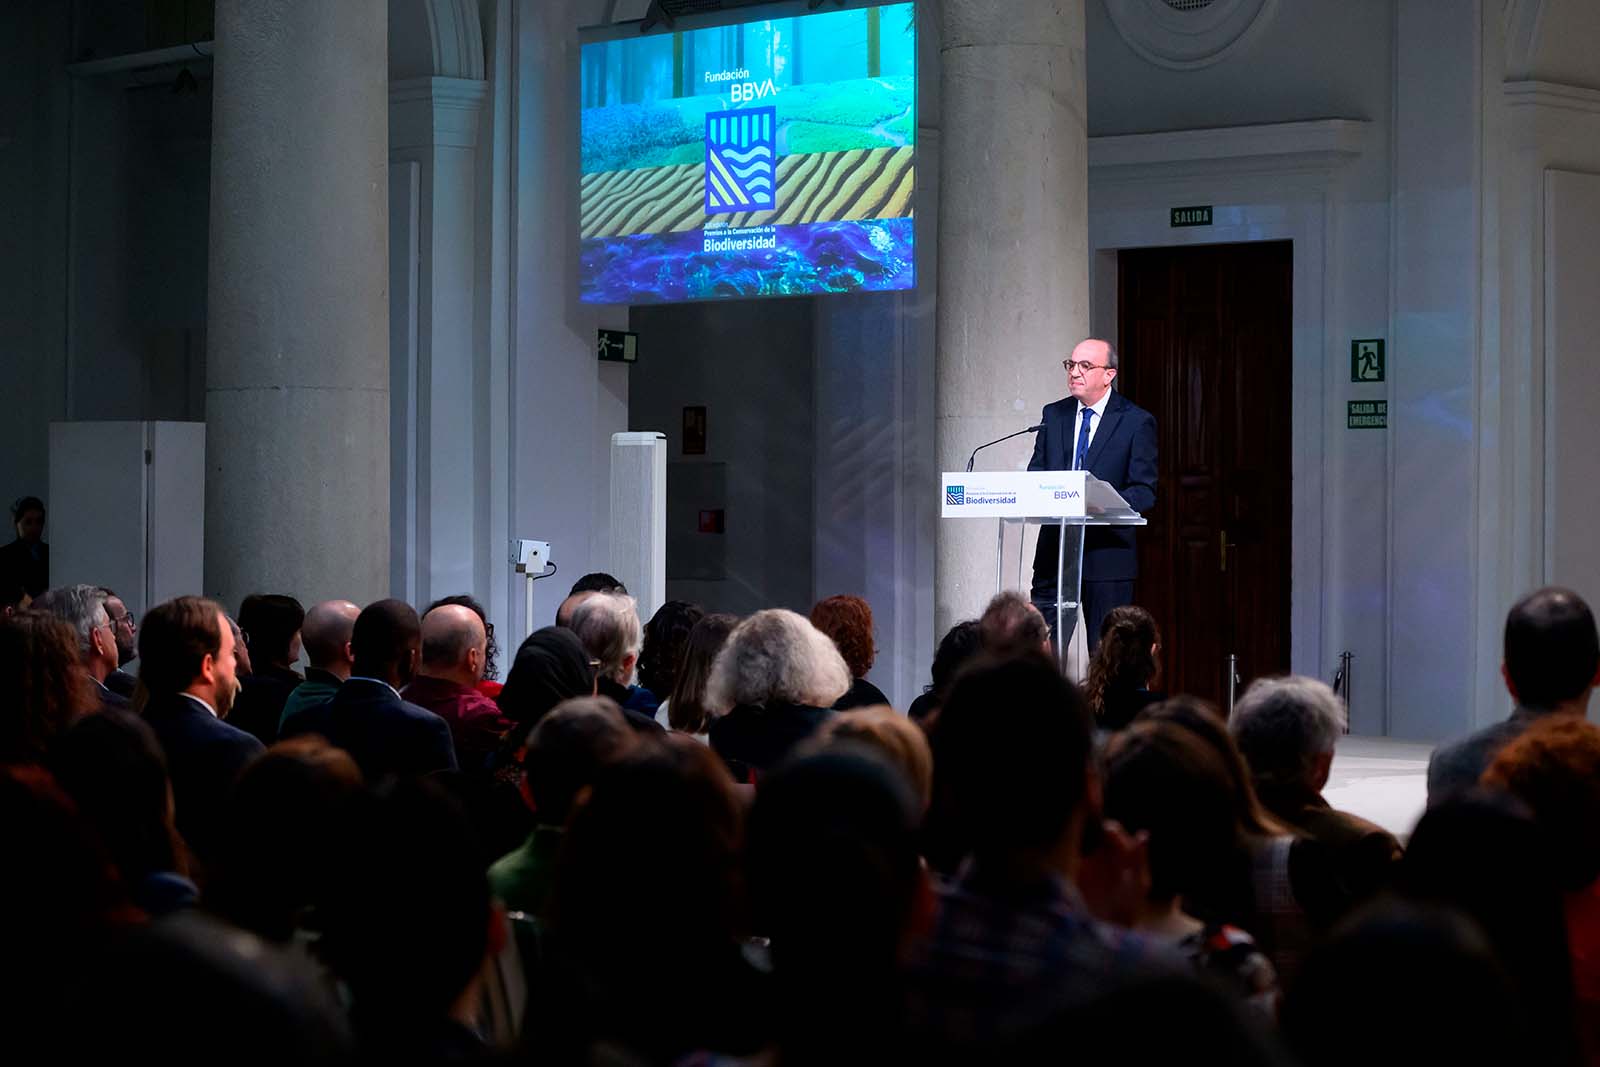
[905,861,1176,1047]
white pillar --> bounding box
[934,0,1089,633]
[205,0,390,610]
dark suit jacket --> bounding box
[709,700,833,783]
[105,667,138,699]
[229,665,304,746]
[94,679,130,714]
[1427,707,1545,803]
[142,692,265,860]
[0,537,48,598]
[281,677,457,781]
[1029,390,1158,588]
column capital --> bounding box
[390,76,489,151]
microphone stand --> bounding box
[966,425,1045,472]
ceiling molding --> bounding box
[1090,118,1371,178]
[1102,0,1279,72]
[1503,79,1600,114]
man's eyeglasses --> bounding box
[109,611,136,629]
[1063,359,1111,374]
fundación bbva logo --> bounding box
[945,485,965,506]
[705,106,777,215]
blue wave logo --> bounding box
[945,485,964,506]
[705,107,777,214]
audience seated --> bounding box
[1430,585,1600,802]
[638,598,704,723]
[746,747,927,1064]
[489,696,636,919]
[50,708,196,916]
[496,625,598,742]
[281,598,457,779]
[815,704,934,812]
[1085,604,1164,730]
[555,571,627,629]
[811,594,891,710]
[907,656,1169,1052]
[1484,715,1600,1061]
[207,737,364,945]
[1402,790,1580,1065]
[0,610,93,763]
[427,593,503,698]
[30,583,128,711]
[278,599,358,728]
[98,587,140,697]
[664,611,738,738]
[538,738,765,1062]
[229,593,305,745]
[137,596,264,865]
[706,608,851,781]
[569,590,663,720]
[906,618,981,724]
[1101,720,1280,1013]
[1230,675,1402,911]
[977,590,1053,661]
[404,603,512,771]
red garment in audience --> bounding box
[476,679,504,699]
[1566,880,1600,1065]
[404,674,512,771]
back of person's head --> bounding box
[49,708,179,884]
[1138,695,1283,836]
[1483,714,1600,890]
[1402,790,1577,1063]
[1281,901,1525,1067]
[496,626,596,739]
[1229,674,1346,790]
[138,595,225,697]
[1103,720,1251,921]
[809,594,877,680]
[425,593,499,681]
[924,618,982,706]
[1,575,28,616]
[322,777,491,1024]
[816,706,933,811]
[930,655,1094,868]
[569,572,626,596]
[637,599,704,697]
[418,602,486,675]
[706,608,853,712]
[209,737,364,943]
[0,613,91,762]
[238,594,305,668]
[349,598,421,685]
[569,591,643,685]
[1504,586,1600,710]
[299,599,359,670]
[1084,605,1161,719]
[746,747,921,1039]
[524,696,636,827]
[546,740,744,1057]
[977,591,1051,661]
[29,583,111,663]
[667,612,739,734]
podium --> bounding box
[941,470,1146,672]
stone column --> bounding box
[934,0,1089,633]
[205,0,390,611]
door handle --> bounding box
[1220,530,1229,573]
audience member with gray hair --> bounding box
[706,609,851,782]
[570,592,659,717]
[1231,675,1401,911]
[30,584,125,711]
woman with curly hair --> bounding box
[810,594,889,710]
[0,612,94,764]
[1084,604,1163,731]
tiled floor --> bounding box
[1322,736,1434,841]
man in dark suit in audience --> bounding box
[228,593,306,745]
[282,598,457,780]
[139,595,264,862]
[1029,339,1158,652]
[100,588,140,698]
[1428,586,1600,802]
[31,584,130,713]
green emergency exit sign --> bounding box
[1348,400,1387,429]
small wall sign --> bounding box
[1348,400,1387,429]
[1351,339,1385,382]
[1170,205,1213,227]
[597,328,638,363]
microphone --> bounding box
[966,424,1045,472]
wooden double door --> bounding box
[1116,240,1293,706]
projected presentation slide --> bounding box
[579,2,916,305]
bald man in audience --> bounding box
[403,603,513,771]
[278,600,359,731]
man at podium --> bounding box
[1029,338,1158,653]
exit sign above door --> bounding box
[1170,205,1213,227]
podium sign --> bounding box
[941,470,1087,519]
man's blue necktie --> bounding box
[1074,408,1095,470]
